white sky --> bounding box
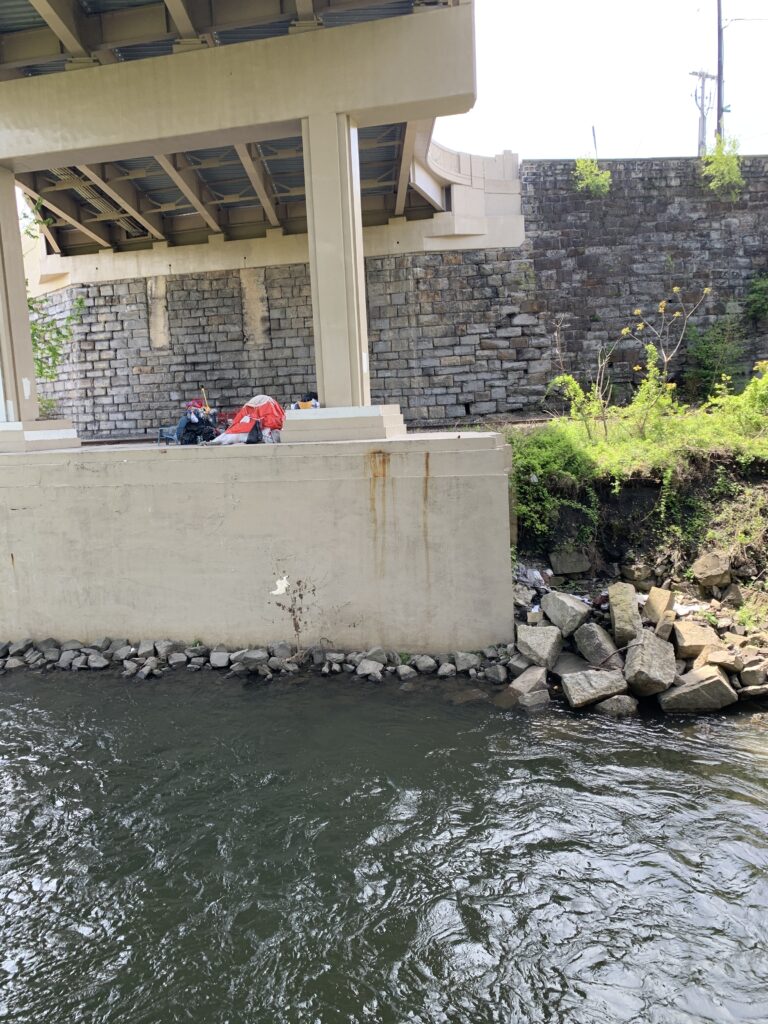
[434,0,766,159]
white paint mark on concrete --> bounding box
[271,575,290,596]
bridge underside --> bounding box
[0,0,479,443]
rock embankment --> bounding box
[0,554,766,717]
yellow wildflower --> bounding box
[673,311,682,318]
[633,308,642,316]
[658,300,667,313]
[636,323,645,331]
[621,326,631,336]
[672,286,681,294]
[666,382,676,389]
[703,287,712,295]
[632,364,642,372]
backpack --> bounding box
[245,419,264,444]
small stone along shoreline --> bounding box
[1,573,767,716]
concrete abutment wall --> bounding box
[37,156,768,436]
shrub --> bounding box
[573,158,612,197]
[684,315,746,400]
[745,274,768,326]
[507,426,598,549]
[701,136,744,201]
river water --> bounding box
[1,672,767,1024]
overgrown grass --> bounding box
[506,384,768,561]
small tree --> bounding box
[573,157,612,197]
[701,136,744,201]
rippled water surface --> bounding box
[1,673,768,1024]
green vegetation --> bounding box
[745,274,768,326]
[684,314,746,401]
[37,396,60,420]
[23,200,84,383]
[735,600,766,634]
[573,158,612,197]
[507,288,768,562]
[27,294,84,381]
[701,136,744,201]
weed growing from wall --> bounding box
[701,136,744,201]
[573,158,612,197]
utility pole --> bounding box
[716,0,724,141]
[690,70,715,156]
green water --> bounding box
[1,672,767,1024]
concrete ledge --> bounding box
[0,433,514,650]
[0,419,79,453]
[282,404,406,443]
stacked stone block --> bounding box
[37,156,768,437]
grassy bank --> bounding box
[506,363,768,576]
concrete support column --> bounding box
[302,112,371,407]
[0,167,39,424]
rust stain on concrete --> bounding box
[367,450,391,576]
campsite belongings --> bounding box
[176,399,217,445]
[209,394,285,445]
[2,556,767,718]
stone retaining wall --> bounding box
[38,156,768,437]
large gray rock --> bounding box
[454,651,481,673]
[518,690,551,710]
[412,655,437,674]
[510,665,548,696]
[541,591,591,637]
[168,652,188,668]
[549,548,591,575]
[594,695,639,717]
[155,639,183,660]
[739,684,768,701]
[241,648,269,669]
[561,669,629,708]
[574,622,624,671]
[396,664,418,681]
[691,551,731,588]
[673,621,723,659]
[507,652,533,677]
[644,586,675,624]
[655,610,677,641]
[484,664,507,684]
[552,652,592,678]
[87,654,110,670]
[493,667,547,710]
[137,640,156,659]
[623,629,676,696]
[740,660,768,688]
[4,657,26,670]
[57,649,78,670]
[516,625,562,669]
[437,662,457,678]
[356,658,383,677]
[209,647,231,669]
[363,647,388,666]
[658,670,738,712]
[608,582,643,647]
[695,648,744,673]
[185,644,210,659]
[8,639,32,657]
